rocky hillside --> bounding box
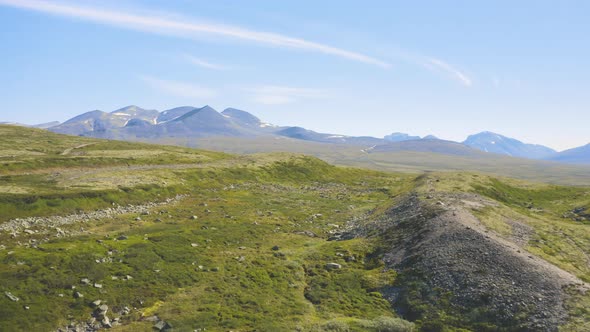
[351,194,585,330]
[336,173,590,331]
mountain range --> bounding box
[15,105,590,164]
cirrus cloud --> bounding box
[0,0,391,68]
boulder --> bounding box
[4,292,19,302]
[101,316,112,328]
[154,320,172,331]
[98,304,109,314]
[325,263,342,270]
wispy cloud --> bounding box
[183,54,228,71]
[141,76,216,99]
[246,86,326,105]
[422,57,473,87]
[0,0,391,68]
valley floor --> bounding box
[1,126,589,331]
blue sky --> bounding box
[0,0,588,150]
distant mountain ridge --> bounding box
[548,144,590,164]
[463,131,557,159]
[14,105,588,164]
[384,132,439,142]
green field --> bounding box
[1,125,589,331]
[188,136,590,186]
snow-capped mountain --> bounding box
[463,131,556,159]
[12,105,588,164]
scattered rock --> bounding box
[93,283,102,289]
[74,292,83,299]
[294,230,317,237]
[154,320,172,331]
[144,315,159,322]
[80,278,90,285]
[573,207,586,214]
[325,263,342,270]
[190,215,198,220]
[5,291,19,302]
[271,245,280,251]
[117,235,128,240]
[0,195,186,240]
[101,316,111,328]
[95,304,109,318]
[91,300,102,307]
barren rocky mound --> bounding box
[344,194,588,331]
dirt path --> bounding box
[60,142,98,155]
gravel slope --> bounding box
[344,193,588,331]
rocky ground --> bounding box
[0,195,186,243]
[339,192,589,331]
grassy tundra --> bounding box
[0,125,588,331]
